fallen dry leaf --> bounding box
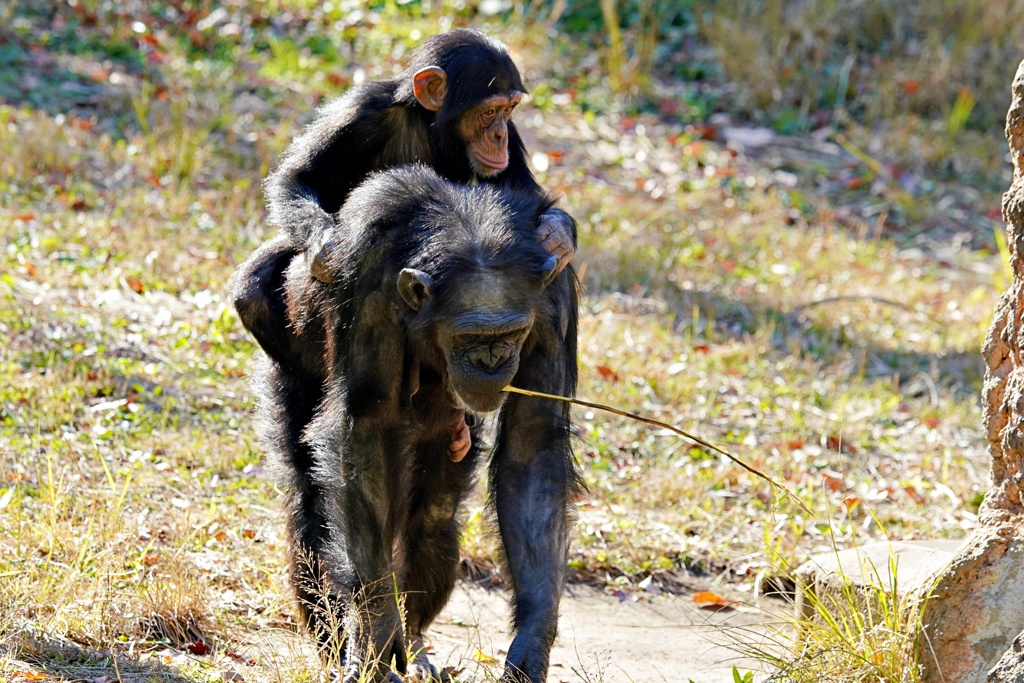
[900,79,921,95]
[904,486,927,505]
[472,650,500,665]
[692,591,739,611]
[821,470,845,492]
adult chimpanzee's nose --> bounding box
[469,344,510,373]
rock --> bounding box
[990,630,1024,682]
[793,540,960,620]
[922,528,1024,682]
[919,58,1024,683]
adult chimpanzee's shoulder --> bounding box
[338,165,446,227]
[326,165,447,264]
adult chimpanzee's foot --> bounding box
[406,637,440,681]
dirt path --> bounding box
[424,582,771,682]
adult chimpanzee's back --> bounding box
[237,164,579,683]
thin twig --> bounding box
[503,386,811,514]
[792,295,916,315]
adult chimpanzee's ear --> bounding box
[398,268,434,311]
[412,67,447,111]
[541,255,559,286]
[309,238,339,284]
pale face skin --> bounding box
[459,91,524,177]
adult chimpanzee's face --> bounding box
[398,267,540,413]
[458,91,523,177]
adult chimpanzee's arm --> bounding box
[490,271,580,683]
[307,401,407,683]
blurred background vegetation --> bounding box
[6,0,1021,142]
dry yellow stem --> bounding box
[503,385,810,514]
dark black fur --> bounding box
[233,28,575,390]
[243,165,579,683]
[266,29,539,247]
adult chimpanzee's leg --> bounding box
[305,394,408,683]
[490,302,579,683]
[399,423,484,679]
[255,358,344,652]
[232,238,302,371]
[284,487,348,655]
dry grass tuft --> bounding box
[138,567,213,647]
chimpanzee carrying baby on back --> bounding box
[232,30,579,683]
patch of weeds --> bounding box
[727,533,930,682]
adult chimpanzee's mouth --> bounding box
[459,389,509,414]
[450,376,511,414]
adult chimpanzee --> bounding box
[242,165,579,683]
[234,28,575,461]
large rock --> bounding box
[919,59,1024,683]
[794,540,960,621]
[990,631,1024,683]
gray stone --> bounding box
[990,630,1024,683]
[793,540,960,620]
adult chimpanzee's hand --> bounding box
[538,208,575,279]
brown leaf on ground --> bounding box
[821,470,844,492]
[692,591,739,611]
[904,486,927,505]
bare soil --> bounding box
[423,581,769,683]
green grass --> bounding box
[0,1,1011,680]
